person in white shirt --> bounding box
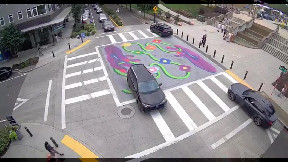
[221,24,225,33]
[217,22,221,32]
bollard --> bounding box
[187,35,189,41]
[50,137,59,147]
[258,83,263,91]
[52,51,55,57]
[181,31,183,38]
[206,45,208,53]
[24,126,33,137]
[213,50,216,58]
[193,38,194,44]
[199,41,201,48]
[68,43,71,50]
[221,55,224,63]
[244,71,248,80]
[230,61,234,69]
[177,29,178,35]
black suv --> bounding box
[127,64,167,112]
[150,23,173,37]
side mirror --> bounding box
[159,83,162,86]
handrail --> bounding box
[257,25,279,48]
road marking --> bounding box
[197,80,230,112]
[128,32,139,40]
[266,129,274,144]
[65,89,110,105]
[222,72,238,84]
[61,55,67,129]
[98,31,117,36]
[118,33,128,42]
[65,76,107,90]
[66,59,99,69]
[273,134,278,138]
[225,70,254,90]
[107,35,117,44]
[270,127,280,134]
[44,80,52,122]
[65,66,103,79]
[66,40,91,54]
[125,105,240,158]
[146,28,158,37]
[211,118,252,149]
[182,86,216,121]
[150,110,175,142]
[67,52,98,61]
[210,76,228,92]
[165,91,197,131]
[13,98,29,111]
[137,30,149,38]
[95,47,122,107]
[0,73,27,84]
[61,135,98,158]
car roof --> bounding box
[130,64,154,82]
[244,90,274,109]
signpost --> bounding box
[153,6,157,23]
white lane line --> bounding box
[61,55,67,129]
[13,98,28,111]
[118,33,128,42]
[197,81,230,112]
[165,91,197,131]
[107,35,117,44]
[0,120,7,123]
[146,29,158,37]
[44,80,52,122]
[210,76,228,92]
[223,72,238,83]
[150,110,175,142]
[65,76,107,90]
[182,86,216,121]
[119,72,226,106]
[67,59,99,69]
[125,105,240,158]
[95,47,122,107]
[137,30,149,38]
[67,52,98,61]
[270,127,280,134]
[128,32,139,40]
[267,129,274,144]
[65,89,111,105]
[211,118,252,149]
[273,134,278,138]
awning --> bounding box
[21,6,71,32]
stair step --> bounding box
[234,36,257,48]
[262,43,288,64]
[246,29,265,39]
[237,32,259,45]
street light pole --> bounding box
[154,12,156,23]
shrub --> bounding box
[91,30,96,35]
[165,11,171,18]
[0,126,13,154]
[174,14,180,23]
[71,32,79,38]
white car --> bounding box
[98,13,107,23]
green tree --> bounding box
[0,24,25,56]
[137,4,154,18]
[72,4,84,24]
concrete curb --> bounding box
[16,60,55,74]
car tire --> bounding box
[228,91,236,101]
[254,117,262,126]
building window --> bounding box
[18,11,23,20]
[32,6,38,17]
[0,17,5,26]
[8,14,14,23]
[27,8,32,18]
[51,4,56,11]
[57,4,61,8]
[37,4,46,15]
[47,4,51,12]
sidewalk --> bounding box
[157,5,288,124]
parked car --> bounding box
[228,83,278,128]
[94,4,99,10]
[127,64,167,112]
[150,23,173,37]
[98,13,107,23]
[0,67,12,81]
[96,7,102,14]
[82,14,89,23]
[102,20,115,32]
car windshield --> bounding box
[138,80,159,93]
[104,21,112,25]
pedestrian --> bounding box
[217,22,221,32]
[223,28,227,38]
[202,34,207,47]
[278,86,286,98]
[45,141,64,157]
[54,34,58,43]
[221,23,225,33]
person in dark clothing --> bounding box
[202,34,207,47]
[45,141,64,156]
[223,28,227,38]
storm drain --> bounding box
[117,105,135,119]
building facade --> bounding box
[0,4,71,53]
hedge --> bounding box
[0,126,18,155]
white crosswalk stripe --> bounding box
[137,30,149,38]
[67,52,98,61]
[65,89,111,105]
[118,33,128,42]
[210,76,228,92]
[66,59,99,69]
[107,34,117,44]
[197,81,230,112]
[128,32,139,40]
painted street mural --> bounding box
[103,38,218,96]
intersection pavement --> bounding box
[2,7,287,158]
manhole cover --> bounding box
[117,105,135,119]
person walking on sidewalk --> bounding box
[45,141,64,157]
[202,34,207,47]
[217,22,221,32]
[221,23,225,33]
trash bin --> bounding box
[16,128,23,140]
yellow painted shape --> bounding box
[66,40,91,54]
[61,135,99,158]
[80,158,99,162]
[225,70,254,90]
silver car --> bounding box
[98,13,107,23]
